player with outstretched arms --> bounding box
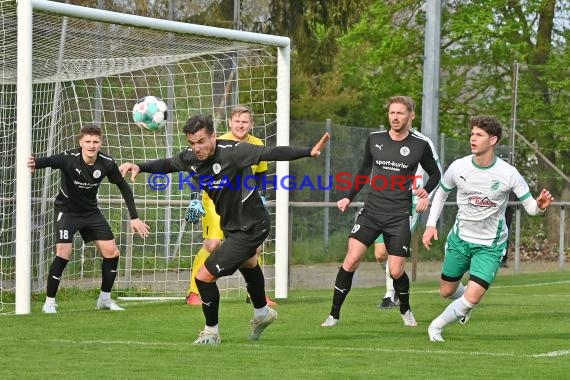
[184,105,276,307]
[120,114,329,345]
[423,115,554,342]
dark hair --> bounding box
[387,96,415,113]
[79,125,102,138]
[469,115,502,142]
[183,114,214,135]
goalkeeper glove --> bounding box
[185,199,205,223]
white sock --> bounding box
[431,296,474,329]
[205,324,219,335]
[384,260,395,299]
[45,296,56,304]
[449,282,465,300]
[99,291,111,301]
[254,305,269,318]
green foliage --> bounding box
[269,0,373,75]
[339,1,425,125]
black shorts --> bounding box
[349,211,411,257]
[54,208,114,243]
[204,219,270,278]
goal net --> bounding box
[1,0,291,313]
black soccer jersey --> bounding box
[34,148,138,218]
[138,141,311,232]
[345,130,440,216]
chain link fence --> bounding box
[286,120,569,269]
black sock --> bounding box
[195,278,220,327]
[46,256,68,298]
[393,271,411,313]
[101,257,119,292]
[239,264,266,308]
[329,267,354,319]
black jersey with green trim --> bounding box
[138,140,311,232]
[34,148,138,218]
[345,130,440,216]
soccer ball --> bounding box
[132,96,168,131]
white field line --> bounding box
[0,337,568,358]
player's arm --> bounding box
[422,164,455,250]
[27,153,65,172]
[256,132,329,162]
[120,150,191,181]
[418,144,442,196]
[257,145,312,161]
[114,179,150,238]
[509,168,554,215]
[109,165,150,238]
[421,186,450,250]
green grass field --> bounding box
[3,271,569,379]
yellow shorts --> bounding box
[201,198,224,240]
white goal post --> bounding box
[5,0,291,314]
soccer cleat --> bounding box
[377,297,396,309]
[458,309,473,325]
[320,315,339,327]
[428,323,445,342]
[96,298,125,311]
[250,307,278,340]
[193,330,221,345]
[186,292,202,306]
[42,302,58,314]
[401,309,418,327]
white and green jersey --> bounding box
[427,155,534,246]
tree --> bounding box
[267,0,372,123]
[335,0,570,242]
[335,1,426,128]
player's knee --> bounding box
[389,268,403,280]
[103,248,120,259]
[196,265,217,283]
[99,245,120,259]
[374,250,387,263]
[439,284,461,299]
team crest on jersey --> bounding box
[490,180,500,191]
[93,169,101,178]
[212,163,221,174]
[467,195,496,207]
[400,146,410,156]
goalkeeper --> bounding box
[184,105,276,307]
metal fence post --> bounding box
[514,207,521,273]
[560,205,566,269]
